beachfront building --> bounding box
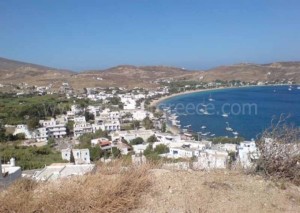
[132,110,153,121]
[110,130,155,142]
[155,132,181,144]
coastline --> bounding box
[151,85,255,107]
[150,84,293,135]
[150,84,294,107]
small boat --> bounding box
[222,113,229,117]
[208,94,215,102]
[225,122,233,132]
[297,86,300,90]
[233,131,239,135]
[184,124,191,128]
[210,134,215,137]
[199,108,205,113]
[201,125,206,129]
[288,86,292,91]
[201,132,210,136]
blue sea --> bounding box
[159,85,300,140]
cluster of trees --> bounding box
[143,144,169,161]
[211,137,244,144]
[0,144,64,170]
[0,94,71,126]
[142,117,154,129]
[0,123,25,142]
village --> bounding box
[0,79,274,187]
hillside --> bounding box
[75,65,200,88]
[0,57,73,88]
[203,62,300,83]
[1,163,300,213]
[0,57,299,90]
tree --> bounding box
[111,147,121,158]
[143,117,154,130]
[47,138,56,147]
[85,112,95,122]
[0,123,7,142]
[147,135,157,143]
[130,137,144,145]
[161,122,167,132]
[26,118,39,131]
[131,120,140,130]
[66,120,74,136]
[69,149,75,164]
[154,144,169,154]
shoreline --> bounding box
[150,84,293,135]
[150,84,292,107]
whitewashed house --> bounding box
[61,148,91,164]
[194,149,229,170]
[238,140,259,168]
[0,158,22,187]
[13,125,32,139]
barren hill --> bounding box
[203,62,300,83]
[75,65,200,88]
[0,57,299,90]
[0,57,73,87]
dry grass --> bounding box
[0,162,151,213]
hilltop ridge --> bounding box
[0,56,299,89]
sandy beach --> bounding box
[151,86,231,107]
[150,84,283,107]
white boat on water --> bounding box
[201,132,210,136]
[233,131,239,135]
[184,124,191,128]
[288,86,292,91]
[208,94,215,102]
[201,125,206,129]
[225,122,233,132]
[210,134,215,137]
[222,113,229,117]
[297,86,300,90]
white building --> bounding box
[132,143,150,154]
[13,124,32,139]
[132,110,152,121]
[194,149,229,170]
[168,147,195,158]
[32,163,95,181]
[238,141,259,168]
[35,118,67,141]
[0,158,22,187]
[61,148,91,164]
[73,122,93,138]
[155,132,181,144]
[110,130,155,142]
[122,98,136,110]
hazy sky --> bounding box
[0,0,300,71]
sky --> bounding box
[0,0,300,71]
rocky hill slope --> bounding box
[1,57,299,89]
